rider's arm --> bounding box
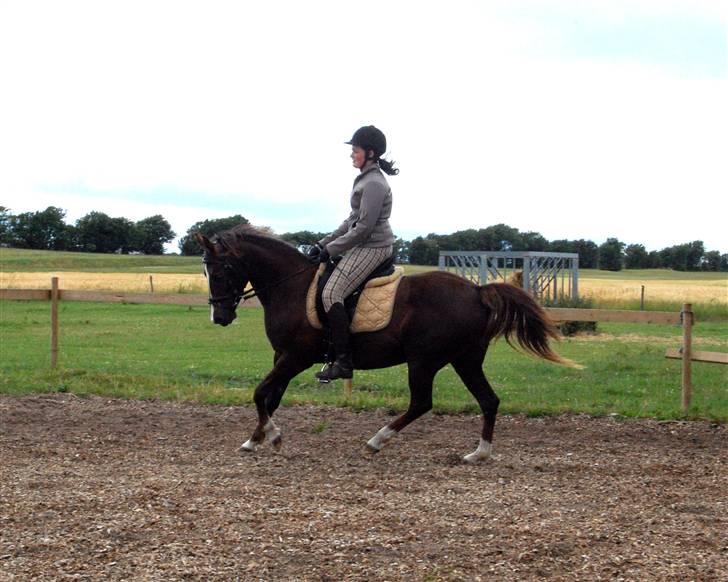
[324,180,387,257]
[318,209,356,248]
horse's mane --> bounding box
[217,225,308,264]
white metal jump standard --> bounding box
[438,251,580,302]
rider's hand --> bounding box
[307,243,322,263]
[318,247,330,264]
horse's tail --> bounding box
[479,283,581,368]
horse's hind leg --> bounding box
[366,361,437,453]
[453,351,500,463]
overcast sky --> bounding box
[1,0,726,252]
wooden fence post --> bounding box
[344,379,353,398]
[149,275,154,293]
[681,303,693,414]
[51,277,59,369]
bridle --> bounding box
[203,253,250,309]
[203,248,311,309]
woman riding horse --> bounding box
[308,125,399,382]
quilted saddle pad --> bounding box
[306,265,405,333]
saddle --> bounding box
[306,256,405,333]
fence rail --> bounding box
[0,288,679,323]
[546,307,681,325]
[2,282,724,413]
[0,288,260,307]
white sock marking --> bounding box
[263,419,280,443]
[463,438,492,463]
[240,420,281,453]
[366,425,396,451]
[240,438,257,452]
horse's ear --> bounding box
[195,233,215,253]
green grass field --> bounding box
[2,248,726,419]
[1,301,726,420]
[0,247,204,273]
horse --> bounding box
[197,226,576,463]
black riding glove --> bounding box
[318,247,330,264]
[307,243,323,263]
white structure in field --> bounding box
[439,251,579,302]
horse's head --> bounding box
[196,233,249,326]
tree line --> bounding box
[2,206,725,271]
[403,227,725,272]
[0,206,175,255]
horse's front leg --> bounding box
[240,354,309,453]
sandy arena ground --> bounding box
[1,395,726,581]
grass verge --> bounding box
[1,300,726,420]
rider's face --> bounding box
[351,146,367,169]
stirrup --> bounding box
[316,363,333,384]
[315,359,353,382]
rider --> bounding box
[308,125,398,382]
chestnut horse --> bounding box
[197,226,574,463]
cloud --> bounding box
[1,1,726,252]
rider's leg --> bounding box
[316,246,392,382]
[315,301,353,381]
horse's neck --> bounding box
[243,242,310,305]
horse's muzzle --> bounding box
[213,310,237,326]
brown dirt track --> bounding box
[1,395,726,581]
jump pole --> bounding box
[681,303,693,414]
[51,277,59,369]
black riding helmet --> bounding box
[345,125,386,159]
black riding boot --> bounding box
[316,302,353,382]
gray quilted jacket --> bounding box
[319,162,394,257]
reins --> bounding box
[238,264,312,303]
[204,251,311,307]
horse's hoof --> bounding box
[463,452,491,464]
[463,439,492,464]
[271,435,283,451]
[365,441,381,454]
[239,439,258,453]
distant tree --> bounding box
[178,215,250,255]
[659,246,678,270]
[520,231,549,251]
[132,215,175,255]
[572,240,599,269]
[9,206,72,250]
[624,244,649,269]
[547,239,598,268]
[481,224,523,251]
[549,239,574,253]
[409,236,440,265]
[598,238,625,271]
[279,230,327,247]
[647,250,662,268]
[393,237,410,263]
[685,241,705,271]
[701,250,721,272]
[0,206,12,245]
[659,241,705,271]
[75,212,134,253]
[441,229,478,251]
[721,254,728,272]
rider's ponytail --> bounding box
[378,157,399,176]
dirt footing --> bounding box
[1,395,725,580]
